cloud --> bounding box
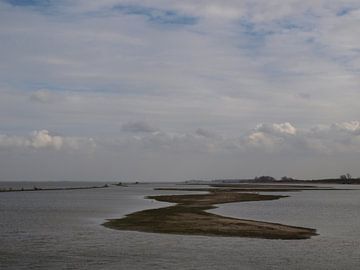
[331,121,360,134]
[31,130,63,149]
[0,129,95,151]
[2,122,360,155]
[110,121,360,155]
[2,1,360,180]
[246,131,281,149]
[243,121,360,154]
[244,123,296,150]
[121,121,159,133]
[30,89,62,103]
[106,130,222,154]
[195,128,218,138]
[255,122,297,135]
[297,92,311,100]
[1,122,360,180]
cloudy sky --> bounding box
[1,0,360,181]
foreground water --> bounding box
[0,182,359,269]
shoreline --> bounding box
[0,184,109,193]
[103,185,320,240]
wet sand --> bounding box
[103,186,319,239]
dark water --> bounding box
[0,182,359,269]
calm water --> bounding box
[0,182,359,269]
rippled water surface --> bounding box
[0,182,359,269]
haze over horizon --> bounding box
[1,0,360,181]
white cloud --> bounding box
[244,122,297,150]
[246,132,278,149]
[255,122,297,136]
[0,130,95,151]
[31,130,63,150]
[331,121,360,134]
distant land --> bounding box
[185,174,360,185]
[0,184,109,193]
[1,174,359,193]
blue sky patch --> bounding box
[240,20,274,38]
[238,19,274,51]
[114,5,198,25]
[336,7,354,16]
[5,0,49,6]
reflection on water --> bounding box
[0,183,359,269]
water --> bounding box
[0,182,359,269]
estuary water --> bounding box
[0,182,359,270]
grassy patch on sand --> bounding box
[103,187,318,240]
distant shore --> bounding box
[185,178,360,185]
[0,184,109,193]
[103,184,327,240]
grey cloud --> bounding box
[112,121,360,155]
[30,89,64,104]
[331,121,360,134]
[1,122,360,181]
[297,92,311,100]
[195,128,218,138]
[122,121,159,133]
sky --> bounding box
[1,0,360,181]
